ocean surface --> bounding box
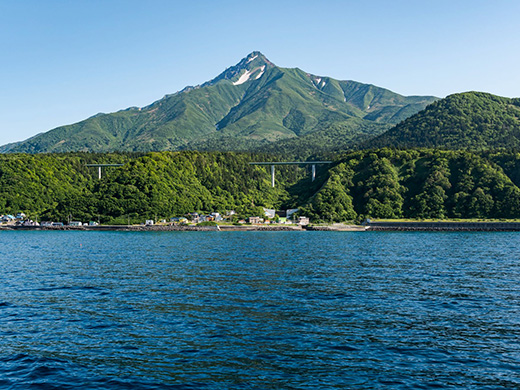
[1,230,520,389]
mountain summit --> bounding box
[1,52,438,154]
[208,51,274,86]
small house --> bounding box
[286,209,299,219]
[296,216,310,225]
[248,216,261,224]
[263,208,276,219]
[210,212,223,222]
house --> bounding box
[69,221,82,226]
[145,220,154,226]
[170,217,188,225]
[286,209,299,219]
[2,215,15,222]
[248,216,261,224]
[296,216,310,225]
[210,212,223,222]
[15,212,26,220]
[187,212,199,221]
[89,221,99,226]
[263,208,276,219]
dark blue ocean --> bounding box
[1,231,520,389]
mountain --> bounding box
[3,52,438,154]
[369,92,520,150]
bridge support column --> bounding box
[271,165,275,187]
[98,166,102,180]
[312,164,316,181]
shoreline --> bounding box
[3,221,520,232]
[0,224,361,232]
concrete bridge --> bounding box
[249,161,333,187]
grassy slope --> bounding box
[5,60,437,154]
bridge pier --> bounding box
[86,163,125,179]
[249,161,332,188]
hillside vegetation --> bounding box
[2,150,520,224]
[301,148,520,222]
[369,92,520,150]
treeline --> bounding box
[0,151,312,223]
[301,149,520,222]
[369,92,520,150]
[3,149,520,224]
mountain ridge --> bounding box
[2,52,438,154]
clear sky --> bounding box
[1,0,519,145]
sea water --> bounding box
[1,231,520,389]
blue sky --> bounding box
[1,0,519,145]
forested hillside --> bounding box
[0,152,319,223]
[301,149,520,222]
[369,92,520,150]
[2,150,520,224]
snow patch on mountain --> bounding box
[255,65,265,79]
[233,69,253,85]
[247,55,258,63]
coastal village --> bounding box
[0,208,310,229]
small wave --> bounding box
[0,354,204,389]
[330,345,358,352]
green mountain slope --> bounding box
[369,92,520,150]
[3,52,437,154]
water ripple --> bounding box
[1,231,520,388]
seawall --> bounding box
[366,221,520,231]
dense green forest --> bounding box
[369,92,520,150]
[2,150,520,224]
[300,149,520,222]
[0,152,320,223]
